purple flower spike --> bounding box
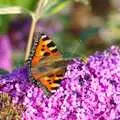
[0,46,120,119]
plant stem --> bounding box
[25,18,37,61]
[25,0,48,61]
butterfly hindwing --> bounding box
[32,66,66,95]
[26,33,68,95]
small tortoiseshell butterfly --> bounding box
[25,33,69,95]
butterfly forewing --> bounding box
[30,33,62,66]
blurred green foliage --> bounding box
[0,0,38,33]
[80,27,99,41]
[42,0,70,18]
[0,0,72,33]
[54,32,86,58]
[0,0,37,10]
[0,15,10,33]
[0,0,88,33]
[0,68,9,75]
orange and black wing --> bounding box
[26,33,68,95]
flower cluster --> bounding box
[0,46,120,119]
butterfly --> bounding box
[25,33,70,96]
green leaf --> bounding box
[0,68,9,75]
[42,0,71,18]
[0,0,37,12]
[0,15,9,33]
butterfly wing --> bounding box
[31,59,68,95]
[26,33,69,95]
[27,33,62,66]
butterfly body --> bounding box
[26,33,69,95]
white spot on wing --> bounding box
[49,46,57,50]
[41,35,47,39]
[51,90,56,93]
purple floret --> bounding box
[0,46,120,120]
